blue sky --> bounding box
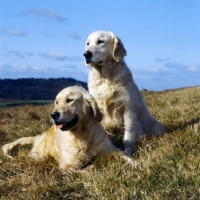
[0,0,199,90]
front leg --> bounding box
[123,111,142,156]
[59,152,88,174]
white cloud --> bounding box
[43,32,55,37]
[23,9,67,22]
[130,62,200,90]
[164,62,188,70]
[0,63,88,82]
[38,51,82,61]
[8,50,34,59]
[187,65,200,72]
[155,57,170,62]
[2,27,28,36]
[132,74,150,80]
[67,31,81,39]
[38,51,66,60]
[131,65,168,73]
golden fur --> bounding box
[84,30,167,156]
[2,86,118,172]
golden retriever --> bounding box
[2,86,119,172]
[84,30,167,156]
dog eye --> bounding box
[66,98,74,103]
[97,40,104,44]
[87,42,89,46]
[55,101,58,105]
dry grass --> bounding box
[0,86,200,199]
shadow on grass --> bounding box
[166,116,200,133]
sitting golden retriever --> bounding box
[84,30,167,156]
[2,86,119,172]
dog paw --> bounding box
[1,144,13,158]
[124,146,138,156]
[121,155,140,167]
[151,121,167,136]
[60,164,77,175]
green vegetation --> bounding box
[0,100,53,109]
[0,86,200,199]
[0,78,87,100]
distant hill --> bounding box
[0,78,87,100]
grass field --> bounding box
[0,86,200,199]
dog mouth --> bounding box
[55,116,79,131]
[86,59,103,65]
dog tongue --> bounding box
[56,124,63,129]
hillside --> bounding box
[0,78,87,101]
[0,86,200,199]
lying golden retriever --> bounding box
[84,30,167,156]
[2,86,119,172]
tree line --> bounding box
[0,78,87,100]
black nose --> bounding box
[51,112,60,120]
[83,51,92,59]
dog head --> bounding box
[83,30,127,66]
[51,86,102,131]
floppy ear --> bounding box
[84,93,102,122]
[112,35,127,62]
